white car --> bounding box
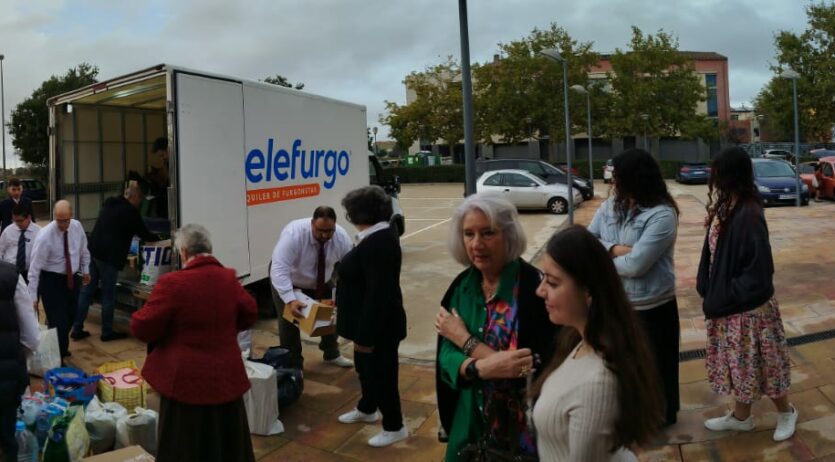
[602,159,614,183]
[477,169,583,214]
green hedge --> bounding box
[386,165,465,183]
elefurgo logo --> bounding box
[245,138,350,190]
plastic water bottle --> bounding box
[15,420,38,462]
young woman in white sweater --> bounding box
[532,226,662,461]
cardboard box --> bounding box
[282,290,336,337]
[82,445,155,461]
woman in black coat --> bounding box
[335,185,408,448]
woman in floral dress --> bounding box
[696,147,796,442]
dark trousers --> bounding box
[40,271,81,358]
[271,285,339,369]
[75,258,120,336]
[355,341,403,431]
[637,298,681,425]
[0,394,20,461]
[157,395,254,462]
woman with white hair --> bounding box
[131,224,257,462]
[435,193,558,462]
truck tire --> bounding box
[548,197,568,215]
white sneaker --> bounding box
[368,426,408,447]
[325,355,354,368]
[774,405,798,442]
[704,410,755,432]
[338,408,380,424]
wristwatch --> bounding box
[464,360,481,382]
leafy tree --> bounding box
[262,74,305,90]
[606,27,718,141]
[472,23,600,146]
[8,63,99,166]
[755,3,835,143]
[380,57,463,151]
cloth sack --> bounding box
[242,360,284,435]
[27,326,61,377]
[84,396,127,454]
[43,405,90,462]
[116,407,158,455]
[140,239,172,286]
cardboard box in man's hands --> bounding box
[282,290,336,337]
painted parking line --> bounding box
[406,218,450,221]
[401,218,452,240]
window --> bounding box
[705,74,718,118]
[505,173,537,187]
[520,161,546,175]
[824,163,834,178]
[483,174,503,186]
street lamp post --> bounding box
[571,84,593,195]
[780,69,802,207]
[0,54,6,175]
[639,113,649,151]
[372,126,378,156]
[539,48,574,225]
[457,0,477,196]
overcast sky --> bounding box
[0,0,812,166]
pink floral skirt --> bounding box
[705,299,791,404]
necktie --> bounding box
[315,243,326,300]
[16,229,26,274]
[63,230,74,289]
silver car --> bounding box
[476,169,583,214]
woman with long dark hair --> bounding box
[698,147,796,441]
[532,225,661,460]
[587,148,680,426]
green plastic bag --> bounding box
[43,406,90,462]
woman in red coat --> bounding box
[131,223,257,462]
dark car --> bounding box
[675,162,711,184]
[476,158,593,200]
[0,178,47,202]
[752,159,809,206]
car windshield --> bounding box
[755,161,795,178]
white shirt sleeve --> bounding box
[27,231,46,303]
[0,226,13,264]
[14,275,39,352]
[270,226,301,304]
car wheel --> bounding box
[548,197,568,215]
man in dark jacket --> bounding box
[0,261,38,459]
[0,178,35,232]
[73,185,159,341]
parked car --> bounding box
[752,158,809,206]
[602,159,614,183]
[763,149,795,163]
[556,164,581,176]
[476,158,593,199]
[675,162,711,184]
[810,148,835,160]
[798,161,819,196]
[476,169,583,215]
[817,156,835,200]
[0,178,48,201]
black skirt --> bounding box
[156,395,255,462]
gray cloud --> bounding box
[0,0,812,164]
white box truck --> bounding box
[47,64,399,311]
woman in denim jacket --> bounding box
[588,148,680,426]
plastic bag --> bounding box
[27,326,61,377]
[242,360,284,436]
[116,407,158,455]
[237,330,253,358]
[84,396,126,454]
[139,240,172,286]
[275,367,304,409]
[43,405,89,462]
[20,395,46,427]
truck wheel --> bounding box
[548,197,568,215]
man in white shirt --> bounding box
[271,206,353,369]
[0,204,41,283]
[0,261,39,459]
[27,200,90,359]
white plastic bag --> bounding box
[116,407,158,455]
[26,326,60,377]
[237,329,252,357]
[84,397,126,454]
[242,360,284,436]
[140,240,172,286]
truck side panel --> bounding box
[176,73,252,277]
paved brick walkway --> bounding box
[45,191,835,461]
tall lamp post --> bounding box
[780,69,802,207]
[570,84,592,195]
[457,0,477,196]
[0,54,6,175]
[539,48,574,225]
[372,126,378,156]
[639,113,649,151]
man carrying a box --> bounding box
[270,206,353,369]
[73,185,159,342]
